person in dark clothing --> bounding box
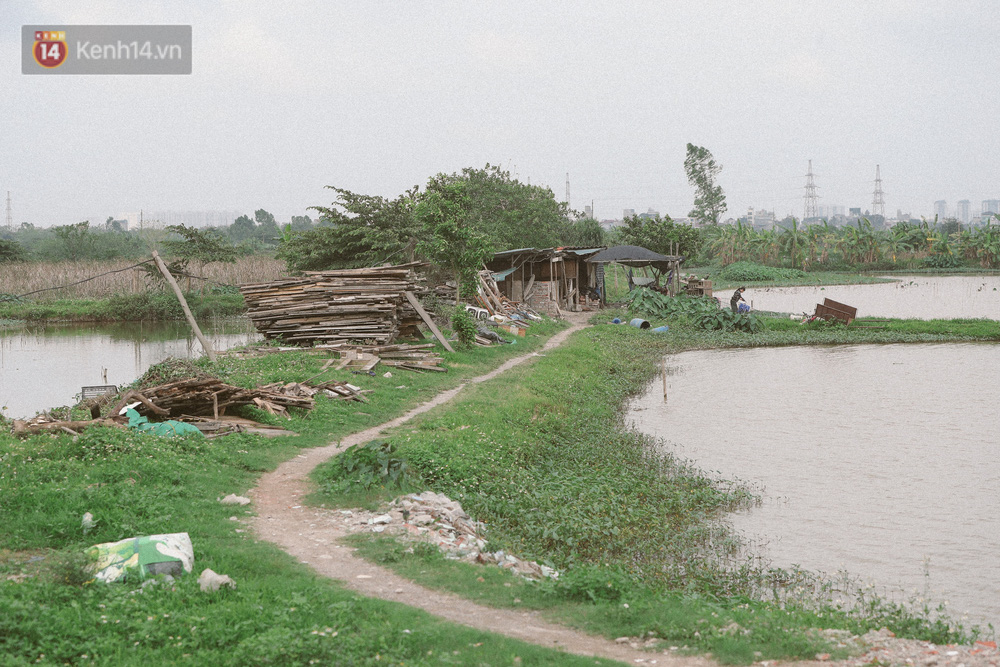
[730,286,747,312]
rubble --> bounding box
[339,490,558,581]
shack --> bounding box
[485,247,604,316]
[585,245,684,299]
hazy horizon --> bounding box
[3,1,998,229]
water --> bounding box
[629,343,1000,627]
[0,319,261,419]
[747,275,1000,320]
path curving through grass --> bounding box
[250,314,715,665]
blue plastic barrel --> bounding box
[629,318,650,329]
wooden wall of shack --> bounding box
[486,248,602,315]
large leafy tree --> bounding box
[51,221,96,261]
[684,143,727,226]
[278,187,420,271]
[450,164,570,250]
[415,178,493,304]
[616,213,702,258]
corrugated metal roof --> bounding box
[492,247,538,258]
[565,247,604,255]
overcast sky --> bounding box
[2,0,998,228]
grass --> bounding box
[0,289,247,322]
[308,310,996,664]
[1,321,619,666]
[3,299,995,664]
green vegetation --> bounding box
[310,313,993,664]
[1,321,595,665]
[0,288,246,322]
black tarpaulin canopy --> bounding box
[585,245,683,267]
[586,245,684,296]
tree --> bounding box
[616,213,703,258]
[254,209,281,246]
[684,143,727,226]
[162,224,238,290]
[229,215,257,243]
[415,178,493,305]
[289,215,313,231]
[279,187,420,272]
[0,237,25,263]
[563,216,607,248]
[52,221,96,261]
[450,164,571,250]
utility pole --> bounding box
[872,165,885,218]
[565,173,570,209]
[803,160,819,220]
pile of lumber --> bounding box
[353,343,445,373]
[239,262,427,345]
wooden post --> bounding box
[662,360,667,403]
[151,250,217,362]
[404,291,455,353]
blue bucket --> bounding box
[629,318,650,329]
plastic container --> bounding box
[629,318,651,329]
[611,317,622,324]
[651,325,669,333]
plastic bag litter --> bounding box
[87,532,194,583]
[126,408,203,438]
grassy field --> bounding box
[311,312,993,664]
[1,320,616,666]
[2,305,995,665]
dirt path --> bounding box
[251,315,713,665]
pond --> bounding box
[0,319,261,419]
[629,343,1000,628]
[745,275,1000,320]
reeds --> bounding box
[0,257,288,301]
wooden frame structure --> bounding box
[485,247,604,316]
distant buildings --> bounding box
[119,209,244,230]
[957,200,971,224]
[933,200,947,220]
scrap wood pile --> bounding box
[8,373,366,438]
[336,343,445,373]
[239,262,429,345]
[468,270,540,346]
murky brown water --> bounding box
[629,343,1000,627]
[0,320,260,419]
[749,275,1000,319]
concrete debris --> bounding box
[198,568,236,592]
[219,494,252,506]
[338,490,558,580]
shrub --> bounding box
[317,440,412,493]
[450,308,479,347]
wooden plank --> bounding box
[404,291,454,353]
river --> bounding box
[0,319,261,419]
[629,342,1000,628]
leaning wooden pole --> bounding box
[151,250,217,363]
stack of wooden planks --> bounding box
[239,263,427,345]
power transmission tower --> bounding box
[4,191,12,230]
[872,165,885,218]
[565,173,570,209]
[803,160,819,220]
